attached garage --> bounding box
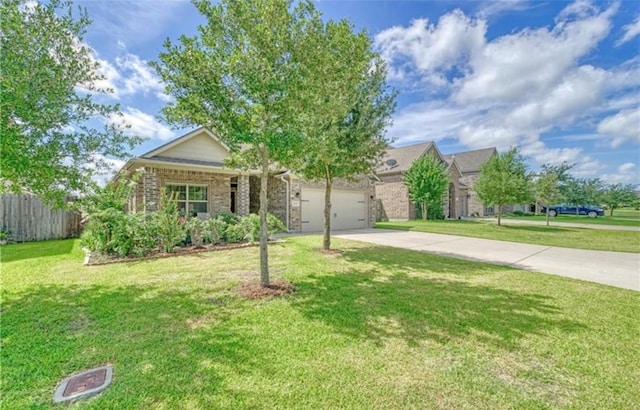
[300,188,368,233]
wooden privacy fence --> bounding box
[0,194,81,242]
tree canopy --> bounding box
[474,147,530,226]
[0,0,140,206]
[602,183,637,216]
[154,0,358,285]
[403,155,448,220]
[290,19,396,250]
[534,169,562,226]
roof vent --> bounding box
[386,159,398,168]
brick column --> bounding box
[143,171,159,212]
[237,174,250,216]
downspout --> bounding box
[278,173,290,231]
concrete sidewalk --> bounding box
[333,229,640,291]
[476,217,640,231]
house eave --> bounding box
[129,158,256,175]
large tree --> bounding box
[291,20,396,251]
[154,0,327,286]
[564,177,603,215]
[0,0,140,206]
[474,147,530,226]
[403,155,448,221]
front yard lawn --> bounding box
[2,238,639,409]
[497,214,640,227]
[376,220,640,253]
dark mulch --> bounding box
[237,280,295,299]
[318,248,343,257]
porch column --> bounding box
[237,174,250,216]
[142,170,159,212]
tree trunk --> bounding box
[545,208,550,226]
[497,204,502,226]
[323,171,332,251]
[610,207,614,216]
[259,146,270,287]
[422,202,427,220]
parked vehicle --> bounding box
[540,204,605,218]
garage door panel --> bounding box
[301,188,367,233]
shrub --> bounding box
[237,213,288,243]
[154,189,186,252]
[203,217,227,245]
[513,210,525,216]
[224,223,246,243]
[81,208,139,257]
[185,217,204,247]
[215,210,240,225]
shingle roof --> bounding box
[444,147,497,173]
[377,141,434,174]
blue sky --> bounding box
[74,0,639,184]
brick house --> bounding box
[120,128,376,232]
[443,147,498,217]
[375,142,497,220]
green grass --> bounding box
[376,220,640,253]
[2,238,639,409]
[496,213,640,227]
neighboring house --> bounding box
[118,128,376,233]
[443,147,498,217]
[376,143,497,221]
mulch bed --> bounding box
[84,242,258,266]
[236,280,295,299]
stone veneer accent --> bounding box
[236,175,250,216]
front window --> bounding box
[165,184,208,216]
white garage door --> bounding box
[301,188,367,233]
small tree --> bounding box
[602,183,637,216]
[154,0,327,286]
[403,156,448,220]
[1,0,142,206]
[291,20,396,250]
[474,147,530,226]
[534,171,562,226]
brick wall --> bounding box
[461,173,487,216]
[249,175,287,225]
[375,174,413,220]
[144,167,231,216]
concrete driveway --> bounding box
[333,229,640,292]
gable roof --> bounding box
[140,127,230,158]
[443,147,497,174]
[377,141,440,175]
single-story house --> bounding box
[119,128,376,233]
[375,142,497,220]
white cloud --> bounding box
[79,49,171,102]
[454,2,617,103]
[112,107,175,141]
[597,108,640,147]
[374,11,486,86]
[616,15,640,46]
[600,163,639,184]
[114,53,171,102]
[477,0,531,19]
